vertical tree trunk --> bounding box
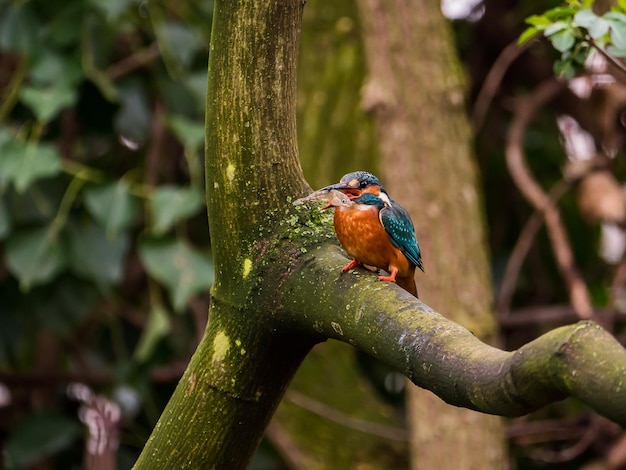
[356,0,508,468]
[134,2,315,468]
[296,1,379,188]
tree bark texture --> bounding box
[296,1,379,189]
[356,0,507,468]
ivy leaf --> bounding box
[4,412,81,469]
[0,140,62,193]
[20,85,77,124]
[88,0,138,23]
[40,3,83,48]
[0,3,39,54]
[81,13,119,102]
[164,114,205,150]
[84,181,140,238]
[139,238,213,311]
[154,21,204,75]
[66,219,130,290]
[149,185,204,235]
[5,226,66,291]
[29,48,82,88]
[29,277,99,337]
[133,305,170,363]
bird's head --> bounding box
[320,171,388,199]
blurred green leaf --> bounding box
[82,12,119,101]
[0,140,62,193]
[66,219,130,289]
[0,196,10,240]
[574,9,610,39]
[548,28,577,53]
[153,15,204,77]
[554,57,576,79]
[607,14,626,50]
[544,7,576,20]
[149,185,204,235]
[4,412,81,470]
[114,79,151,146]
[32,277,99,337]
[164,114,205,150]
[29,48,83,88]
[606,11,626,23]
[84,181,141,237]
[20,85,77,124]
[607,44,626,57]
[0,3,39,54]
[41,3,84,47]
[89,0,137,23]
[134,305,171,362]
[5,226,66,291]
[525,14,552,28]
[4,178,66,225]
[139,238,213,311]
[184,71,209,106]
[518,26,539,45]
[544,20,569,37]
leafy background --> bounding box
[0,0,214,467]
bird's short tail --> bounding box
[397,275,419,298]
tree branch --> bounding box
[472,38,532,132]
[496,181,570,318]
[505,79,594,319]
[280,243,626,425]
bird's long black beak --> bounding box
[319,183,350,191]
[320,183,361,197]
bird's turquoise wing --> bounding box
[380,203,424,272]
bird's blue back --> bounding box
[353,193,424,272]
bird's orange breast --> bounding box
[333,205,413,278]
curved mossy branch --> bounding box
[276,237,626,426]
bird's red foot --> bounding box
[342,259,361,272]
[378,268,398,283]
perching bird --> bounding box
[321,172,424,297]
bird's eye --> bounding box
[359,181,368,188]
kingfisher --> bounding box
[321,171,424,298]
